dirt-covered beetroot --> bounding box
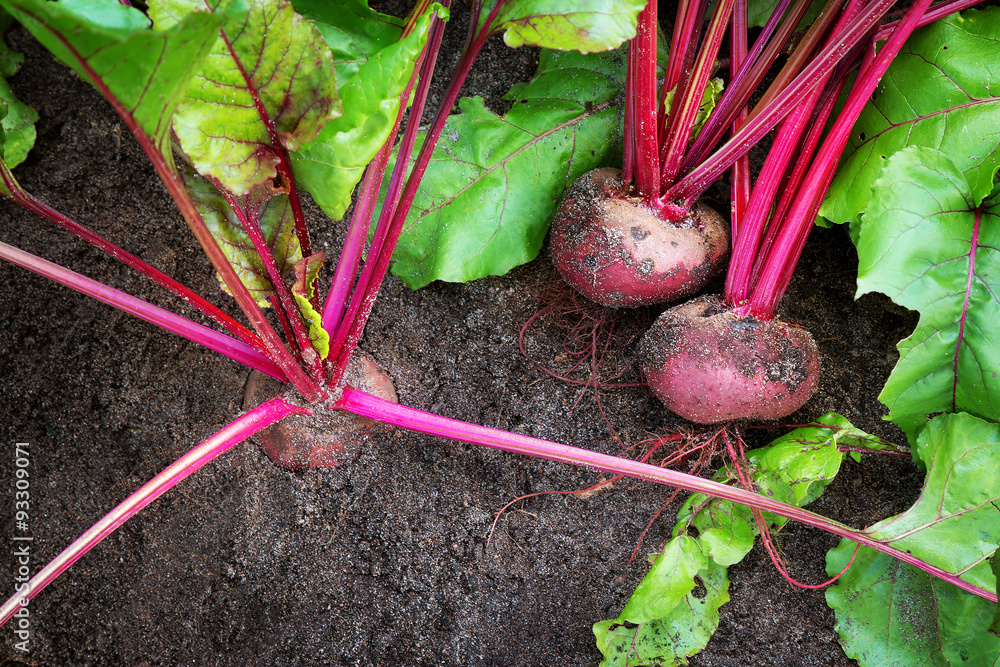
[641,295,819,424]
[244,351,397,470]
[550,168,729,307]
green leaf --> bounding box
[823,412,1000,663]
[0,77,37,169]
[826,544,1000,666]
[602,417,854,665]
[855,147,1000,440]
[594,557,729,667]
[2,0,222,162]
[0,8,23,78]
[861,413,1000,587]
[746,412,850,507]
[290,2,441,220]
[389,47,625,289]
[291,252,329,359]
[150,0,340,194]
[483,0,644,52]
[821,8,1000,226]
[620,536,709,623]
[292,0,404,84]
[183,166,302,305]
[0,10,36,170]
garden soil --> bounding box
[0,4,925,666]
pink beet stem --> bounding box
[0,397,308,628]
[337,388,997,602]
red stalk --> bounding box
[659,0,736,189]
[746,0,936,320]
[0,240,286,380]
[0,163,264,352]
[661,0,898,209]
[727,0,864,305]
[222,186,327,383]
[683,0,811,171]
[0,397,307,627]
[329,1,497,390]
[658,0,709,142]
[729,0,750,242]
[631,1,660,200]
[337,387,997,603]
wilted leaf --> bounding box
[291,1,441,220]
[855,147,1000,440]
[291,252,329,359]
[821,8,1000,226]
[483,0,644,52]
[151,0,340,194]
[389,47,625,289]
[600,415,854,665]
[1,0,221,161]
[594,557,728,667]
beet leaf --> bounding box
[826,412,1000,664]
[595,414,865,666]
[487,0,644,51]
[855,146,1000,442]
[149,0,340,195]
[1,0,221,163]
[290,0,441,220]
[0,11,34,170]
[821,8,1000,227]
[388,48,626,289]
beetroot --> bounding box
[641,296,819,424]
[244,351,397,470]
[550,168,729,307]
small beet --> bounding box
[641,295,819,424]
[550,168,729,307]
[243,351,398,470]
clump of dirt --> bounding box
[0,6,922,667]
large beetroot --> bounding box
[550,168,728,307]
[641,296,818,423]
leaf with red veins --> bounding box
[151,0,340,194]
[183,164,303,305]
[1,0,221,163]
[822,8,1000,226]
[856,147,1000,442]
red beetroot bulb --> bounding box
[244,350,397,470]
[550,168,729,307]
[641,295,819,424]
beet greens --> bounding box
[0,1,997,664]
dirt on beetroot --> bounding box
[0,8,925,667]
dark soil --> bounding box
[0,5,923,666]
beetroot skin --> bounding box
[244,351,398,470]
[641,295,819,424]
[550,168,729,307]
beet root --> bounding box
[549,168,729,307]
[243,351,397,470]
[640,295,819,424]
